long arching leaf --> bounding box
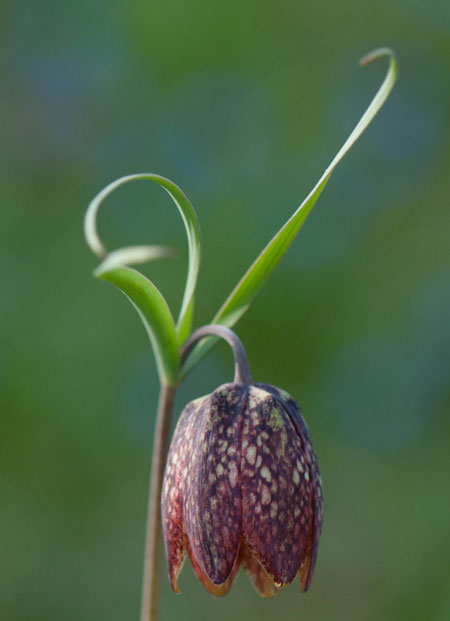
[181,48,398,376]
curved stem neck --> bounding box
[180,324,252,384]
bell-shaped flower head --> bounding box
[161,325,323,597]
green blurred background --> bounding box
[1,1,449,619]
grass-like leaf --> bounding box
[181,48,398,376]
[84,174,202,345]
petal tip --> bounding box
[187,541,240,597]
[170,577,181,594]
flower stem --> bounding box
[180,324,252,384]
[141,382,178,621]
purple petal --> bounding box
[184,383,248,584]
[241,386,313,586]
[256,383,324,591]
[161,398,204,591]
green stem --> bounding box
[141,382,178,621]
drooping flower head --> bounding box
[161,326,323,597]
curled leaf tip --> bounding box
[94,245,175,276]
[359,47,396,67]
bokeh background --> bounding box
[1,1,449,619]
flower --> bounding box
[161,381,323,597]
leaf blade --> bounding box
[181,48,398,376]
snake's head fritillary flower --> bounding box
[161,378,323,597]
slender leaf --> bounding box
[181,48,398,376]
[84,173,202,344]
